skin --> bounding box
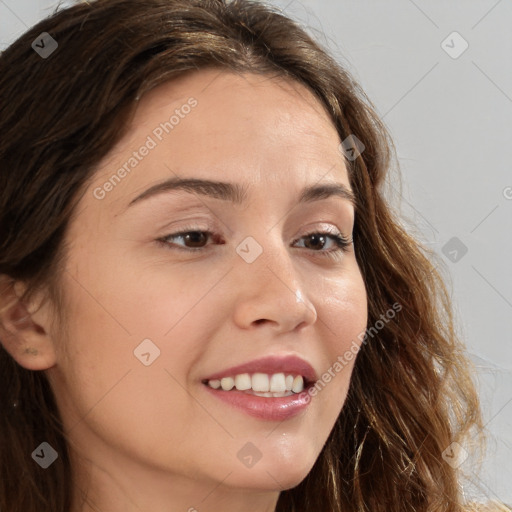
[1,69,368,512]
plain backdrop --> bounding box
[1,0,511,504]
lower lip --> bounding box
[202,384,313,421]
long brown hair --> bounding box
[0,0,503,510]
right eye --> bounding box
[159,228,220,251]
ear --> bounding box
[0,277,57,370]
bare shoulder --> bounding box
[465,502,512,512]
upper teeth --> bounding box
[207,372,305,393]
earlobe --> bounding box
[0,277,57,371]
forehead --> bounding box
[137,69,335,129]
[128,69,342,158]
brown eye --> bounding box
[161,229,215,250]
[302,233,328,251]
[292,231,351,257]
[179,231,209,248]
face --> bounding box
[45,69,368,501]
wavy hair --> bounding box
[0,0,505,510]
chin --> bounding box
[222,453,318,491]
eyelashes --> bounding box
[157,225,352,261]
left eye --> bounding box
[157,227,352,260]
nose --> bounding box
[231,237,318,333]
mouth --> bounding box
[200,360,317,421]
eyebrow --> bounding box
[126,177,357,209]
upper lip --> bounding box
[202,354,318,384]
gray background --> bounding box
[1,0,511,504]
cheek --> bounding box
[51,270,207,466]
[319,267,368,352]
[310,269,367,408]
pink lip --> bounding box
[201,354,318,383]
[203,385,313,421]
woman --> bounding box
[0,0,508,511]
